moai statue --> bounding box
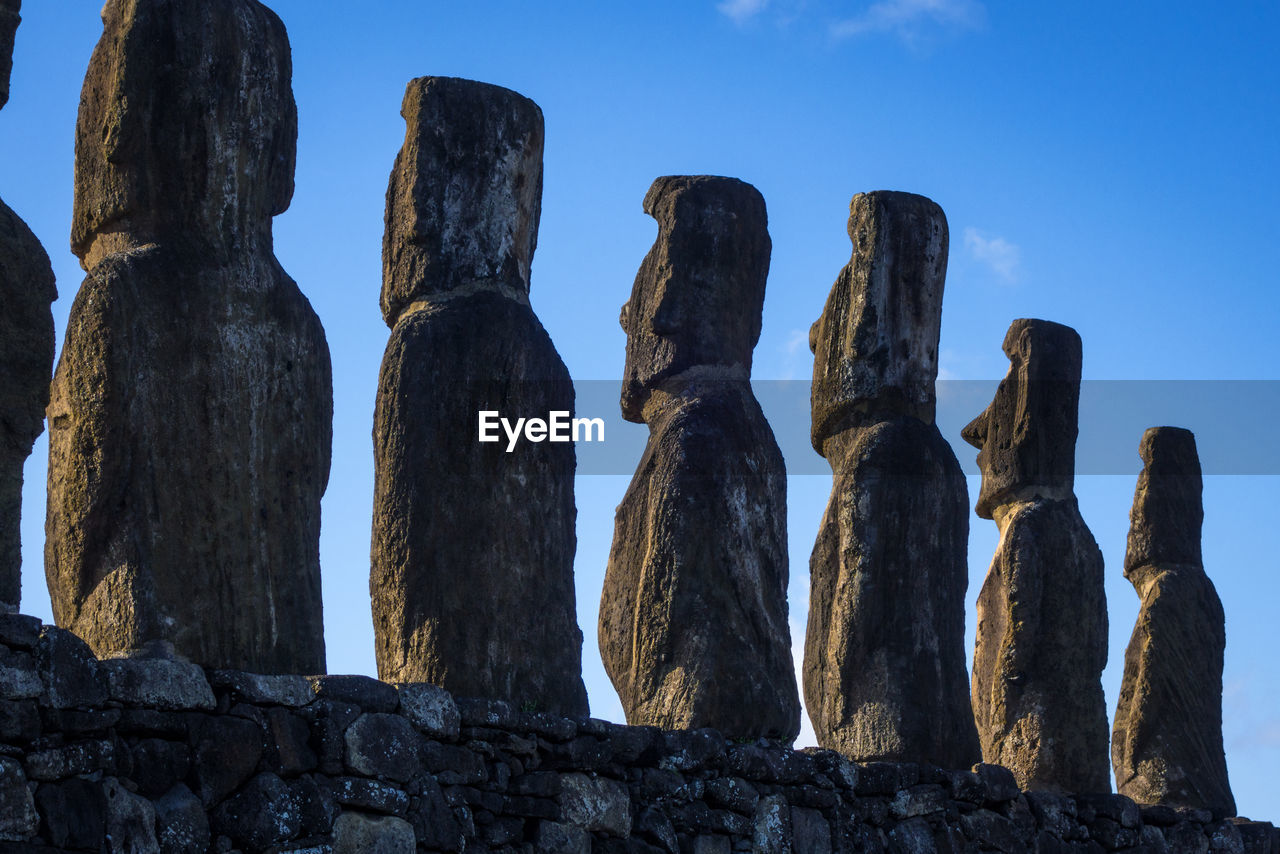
[598,175,800,740]
[371,77,588,716]
[803,191,980,767]
[46,0,331,673]
[1112,427,1234,815]
[0,0,57,611]
[963,319,1109,792]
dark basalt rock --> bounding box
[370,76,587,716]
[1112,427,1234,816]
[802,191,979,768]
[45,0,331,673]
[599,175,799,740]
[0,0,57,611]
[963,319,1109,793]
[0,0,17,111]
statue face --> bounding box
[962,318,1082,519]
[72,0,297,259]
[808,191,948,449]
[619,176,769,422]
[381,76,544,325]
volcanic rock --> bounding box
[803,191,979,767]
[1112,427,1234,815]
[45,0,331,672]
[599,175,799,739]
[963,318,1109,793]
[370,76,587,716]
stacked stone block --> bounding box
[0,613,1272,853]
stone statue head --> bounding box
[619,175,770,423]
[962,318,1082,519]
[71,0,297,267]
[809,191,948,450]
[1125,426,1203,575]
[381,76,544,327]
[0,0,21,111]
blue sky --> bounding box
[3,0,1277,816]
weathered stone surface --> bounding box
[312,675,399,713]
[371,76,586,716]
[0,647,39,699]
[600,175,799,740]
[210,772,302,850]
[333,811,416,854]
[36,626,108,709]
[189,714,263,805]
[325,776,410,816]
[0,0,57,612]
[101,656,215,711]
[803,189,977,770]
[46,0,330,673]
[1113,427,1234,816]
[154,784,209,854]
[103,776,159,853]
[129,738,190,798]
[963,318,1109,793]
[561,773,631,836]
[344,712,426,783]
[535,819,591,854]
[752,794,791,853]
[208,670,314,708]
[35,777,107,849]
[397,682,460,739]
[0,699,36,741]
[0,613,39,650]
[25,738,113,781]
[0,756,37,841]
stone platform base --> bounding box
[0,613,1273,853]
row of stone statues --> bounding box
[0,0,1233,817]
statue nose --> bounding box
[961,408,990,449]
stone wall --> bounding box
[0,614,1273,854]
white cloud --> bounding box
[831,0,985,44]
[718,0,770,24]
[963,226,1021,284]
[776,327,812,380]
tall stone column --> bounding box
[371,77,587,717]
[46,0,331,673]
[963,319,1109,792]
[803,191,979,767]
[0,0,57,611]
[1112,427,1234,815]
[599,175,799,740]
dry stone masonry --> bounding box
[598,176,800,740]
[44,0,332,673]
[1112,427,1235,817]
[0,612,1274,853]
[0,0,57,611]
[370,77,588,717]
[963,319,1110,794]
[803,191,980,769]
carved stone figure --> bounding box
[46,0,331,673]
[0,0,57,611]
[803,191,979,767]
[1112,427,1234,815]
[963,318,1109,792]
[599,175,799,739]
[371,76,587,716]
